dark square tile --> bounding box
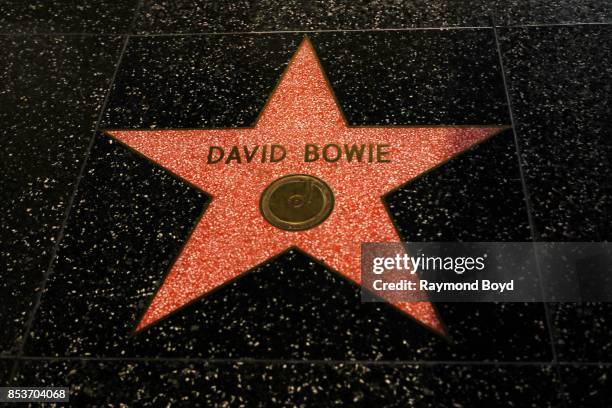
[499,25,611,362]
[0,36,125,354]
[560,364,612,407]
[25,30,551,361]
[0,1,140,34]
[499,25,611,242]
[13,360,561,407]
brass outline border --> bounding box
[105,35,515,339]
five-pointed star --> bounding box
[108,38,502,334]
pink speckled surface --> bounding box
[109,38,501,334]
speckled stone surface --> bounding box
[14,360,561,407]
[310,31,509,125]
[560,365,612,407]
[23,32,551,362]
[102,34,301,129]
[429,364,562,407]
[0,360,11,384]
[0,35,124,355]
[134,1,494,33]
[0,1,140,34]
[499,25,611,242]
[496,1,611,25]
[389,130,528,241]
[102,30,509,129]
[389,129,551,361]
[1,2,610,405]
[549,302,612,362]
[499,25,612,363]
[2,1,607,35]
[134,1,612,33]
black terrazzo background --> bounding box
[102,34,301,129]
[0,35,124,354]
[0,1,141,34]
[133,0,611,33]
[311,30,510,126]
[499,25,611,242]
[499,24,612,365]
[559,365,612,407]
[0,1,610,406]
[0,360,10,384]
[12,360,563,407]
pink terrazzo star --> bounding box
[108,38,503,334]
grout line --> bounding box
[131,26,494,36]
[3,355,604,366]
[105,21,612,36]
[492,23,557,358]
[8,34,133,385]
[496,21,611,28]
[0,32,129,36]
[8,0,147,381]
[3,354,611,367]
[5,360,17,387]
[492,24,569,407]
[0,21,609,37]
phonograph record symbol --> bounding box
[107,38,504,335]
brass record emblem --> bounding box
[260,174,334,231]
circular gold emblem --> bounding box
[260,174,334,231]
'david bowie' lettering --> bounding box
[205,143,392,164]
